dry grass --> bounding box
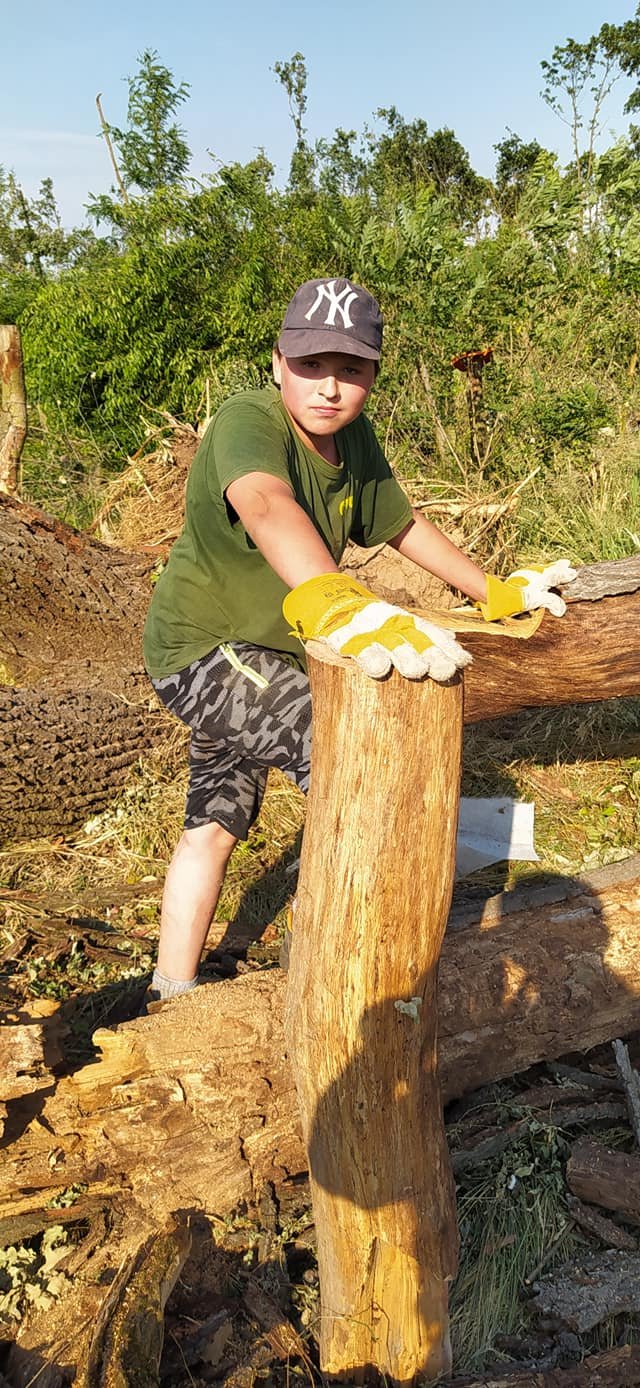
[2,699,637,955]
[89,415,198,551]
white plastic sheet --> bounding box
[456,797,538,878]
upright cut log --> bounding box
[285,643,463,1384]
[0,325,27,495]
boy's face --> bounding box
[272,350,376,453]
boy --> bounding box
[143,277,574,1004]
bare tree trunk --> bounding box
[0,325,27,494]
[95,94,130,205]
[285,644,462,1383]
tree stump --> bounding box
[284,643,463,1384]
[0,325,27,495]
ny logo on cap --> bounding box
[304,280,359,329]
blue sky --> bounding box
[2,0,637,227]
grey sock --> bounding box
[150,969,199,1000]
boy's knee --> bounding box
[179,821,238,860]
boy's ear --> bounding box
[272,347,282,386]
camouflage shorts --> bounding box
[151,643,311,839]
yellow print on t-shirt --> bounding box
[339,495,353,515]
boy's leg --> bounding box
[149,644,311,1001]
[157,820,238,983]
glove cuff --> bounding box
[282,573,373,640]
[478,573,527,622]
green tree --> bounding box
[364,109,489,222]
[92,49,191,222]
[493,133,544,215]
[540,36,618,185]
[598,6,640,113]
[316,129,367,198]
[273,52,315,195]
[0,170,93,320]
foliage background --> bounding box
[2,25,640,562]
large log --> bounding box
[461,558,640,723]
[1,485,639,841]
[285,644,462,1382]
[0,494,170,842]
[2,858,639,1239]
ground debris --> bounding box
[529,1249,640,1333]
[566,1194,638,1251]
[613,1038,640,1146]
[450,1343,640,1386]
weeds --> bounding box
[451,1121,576,1370]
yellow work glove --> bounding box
[479,560,578,622]
[283,573,472,681]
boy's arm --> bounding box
[227,471,471,680]
[388,509,577,619]
[225,472,339,587]
[388,509,487,603]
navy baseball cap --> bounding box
[278,278,383,360]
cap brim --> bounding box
[277,328,380,361]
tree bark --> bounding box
[529,1250,640,1333]
[2,858,640,1241]
[567,1138,640,1221]
[0,325,27,495]
[2,484,639,842]
[0,493,170,843]
[285,644,462,1384]
[450,1344,640,1387]
[460,557,640,723]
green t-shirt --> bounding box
[143,385,412,677]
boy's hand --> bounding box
[283,574,472,681]
[479,560,578,622]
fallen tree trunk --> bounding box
[2,487,639,842]
[2,857,639,1234]
[461,557,640,722]
[0,493,171,842]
